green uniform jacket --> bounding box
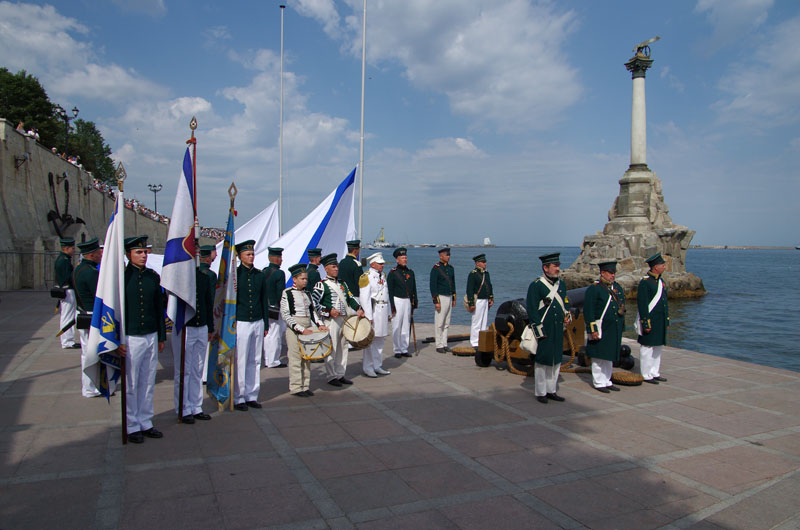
[387,265,418,312]
[526,276,570,366]
[236,264,269,326]
[124,263,166,341]
[466,268,493,305]
[263,263,286,318]
[637,273,669,346]
[199,263,217,291]
[338,254,363,296]
[55,252,74,288]
[584,281,625,362]
[305,263,321,295]
[186,268,215,332]
[73,259,99,312]
[429,262,456,303]
[312,278,361,319]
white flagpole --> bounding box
[358,0,366,240]
[279,4,286,236]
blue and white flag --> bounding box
[261,167,357,283]
[161,147,197,333]
[84,189,126,399]
[207,208,237,405]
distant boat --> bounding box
[367,227,396,249]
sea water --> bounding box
[388,246,800,372]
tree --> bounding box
[0,68,61,146]
[69,119,115,183]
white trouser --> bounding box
[639,345,663,380]
[126,333,158,434]
[286,316,311,394]
[534,363,560,397]
[235,320,264,404]
[434,295,453,349]
[392,298,411,354]
[263,317,287,367]
[591,358,613,388]
[324,316,348,381]
[59,290,76,348]
[78,327,101,397]
[173,326,208,416]
[470,299,489,347]
[202,342,210,383]
[363,336,385,375]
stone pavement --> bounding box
[1,290,799,530]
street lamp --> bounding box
[54,104,79,159]
[148,184,163,214]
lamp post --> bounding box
[148,184,163,214]
[54,104,79,159]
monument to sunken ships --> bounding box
[562,38,705,298]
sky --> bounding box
[1,0,798,246]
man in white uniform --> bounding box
[359,253,392,377]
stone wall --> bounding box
[0,118,168,290]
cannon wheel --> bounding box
[474,350,493,367]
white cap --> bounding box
[367,252,385,265]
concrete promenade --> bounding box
[2,290,799,529]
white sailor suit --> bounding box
[359,268,390,376]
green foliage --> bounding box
[0,67,61,146]
[69,119,115,183]
[1,67,116,183]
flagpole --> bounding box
[228,184,237,412]
[116,162,128,445]
[279,4,285,236]
[358,0,366,240]
[179,118,198,423]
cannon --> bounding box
[475,286,635,378]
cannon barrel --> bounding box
[493,286,588,341]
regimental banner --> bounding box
[207,208,237,406]
[84,191,126,399]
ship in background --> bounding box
[367,227,396,249]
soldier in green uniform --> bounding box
[584,261,625,393]
[466,253,494,348]
[430,247,456,353]
[119,236,166,443]
[73,238,103,397]
[526,252,571,404]
[338,240,364,297]
[234,239,269,410]
[388,247,417,358]
[55,237,79,349]
[305,248,323,294]
[199,244,217,385]
[173,262,215,424]
[262,247,288,368]
[637,253,669,384]
[199,244,218,287]
[312,253,364,386]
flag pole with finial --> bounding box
[116,161,128,445]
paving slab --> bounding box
[1,290,799,529]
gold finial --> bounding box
[115,161,127,191]
[190,116,198,131]
[228,182,238,207]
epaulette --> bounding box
[358,273,370,288]
[433,263,440,269]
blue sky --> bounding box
[2,0,798,246]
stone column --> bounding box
[625,54,653,170]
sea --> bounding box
[391,246,800,373]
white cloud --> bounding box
[293,0,340,36]
[414,137,486,161]
[695,0,773,53]
[660,66,685,93]
[713,15,800,126]
[0,1,166,103]
[296,0,582,132]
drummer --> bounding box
[281,264,328,397]
[359,252,392,377]
[312,253,365,387]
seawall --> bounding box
[0,118,168,290]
